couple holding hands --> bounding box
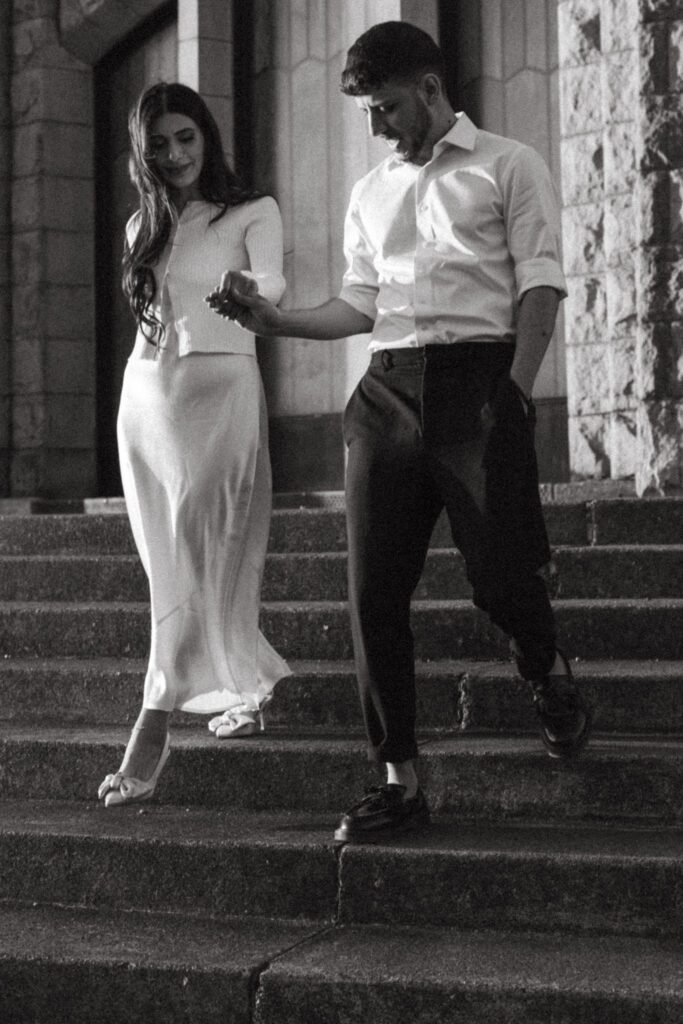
[99,21,590,842]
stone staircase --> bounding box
[1,496,683,1023]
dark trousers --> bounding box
[343,343,557,764]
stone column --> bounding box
[0,2,12,493]
[636,0,683,492]
[560,0,683,491]
[10,0,96,496]
[177,0,234,161]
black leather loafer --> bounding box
[531,650,592,759]
[334,784,430,842]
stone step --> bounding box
[1,498,682,556]
[1,727,683,822]
[253,923,683,1024]
[0,801,681,938]
[1,599,683,660]
[0,902,319,1024]
[2,545,682,602]
[1,657,682,735]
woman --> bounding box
[98,83,290,808]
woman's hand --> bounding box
[204,271,283,335]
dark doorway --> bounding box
[94,3,178,496]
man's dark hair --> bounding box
[340,21,445,96]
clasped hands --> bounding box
[204,271,261,327]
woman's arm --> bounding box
[241,196,286,305]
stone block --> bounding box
[606,257,637,333]
[637,321,683,399]
[602,0,639,51]
[12,229,43,285]
[604,192,636,262]
[45,285,94,338]
[46,179,94,232]
[12,393,46,448]
[13,1,56,22]
[562,202,604,274]
[11,66,91,125]
[639,0,683,23]
[46,231,93,286]
[564,274,607,345]
[636,397,683,494]
[11,335,43,395]
[640,20,673,94]
[566,342,611,414]
[178,0,231,42]
[11,445,97,497]
[307,0,327,60]
[560,133,604,205]
[194,38,233,99]
[525,0,548,69]
[604,121,637,195]
[479,76,504,136]
[12,122,91,178]
[640,169,683,246]
[291,60,331,305]
[640,248,683,320]
[12,15,84,73]
[59,0,161,64]
[44,338,96,395]
[481,0,503,79]
[558,0,601,66]
[45,393,95,448]
[640,96,683,172]
[602,50,638,124]
[560,63,602,134]
[290,0,308,66]
[609,336,638,409]
[568,411,611,477]
[609,409,638,476]
[11,177,40,231]
[255,0,291,72]
[502,0,527,79]
[505,70,551,162]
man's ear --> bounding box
[418,72,443,106]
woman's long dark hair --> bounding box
[123,82,261,342]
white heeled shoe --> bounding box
[97,733,170,807]
[208,697,271,739]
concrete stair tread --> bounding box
[256,923,683,1005]
[2,798,683,859]
[3,597,683,609]
[2,722,683,759]
[2,654,682,678]
[2,905,682,1022]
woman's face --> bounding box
[148,112,205,198]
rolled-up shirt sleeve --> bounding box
[242,196,286,304]
[339,185,379,320]
[503,146,567,300]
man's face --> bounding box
[355,79,433,165]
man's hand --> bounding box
[205,271,283,336]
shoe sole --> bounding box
[541,709,593,759]
[333,808,431,844]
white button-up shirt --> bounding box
[339,114,567,350]
[127,196,285,359]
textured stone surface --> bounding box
[0,902,316,1024]
[254,925,683,1024]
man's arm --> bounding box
[205,271,373,339]
[509,286,561,400]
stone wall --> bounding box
[10,0,96,496]
[0,3,12,493]
[560,0,683,491]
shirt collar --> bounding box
[433,112,477,156]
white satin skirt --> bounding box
[117,351,291,714]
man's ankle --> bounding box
[386,761,418,799]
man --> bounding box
[208,21,591,841]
